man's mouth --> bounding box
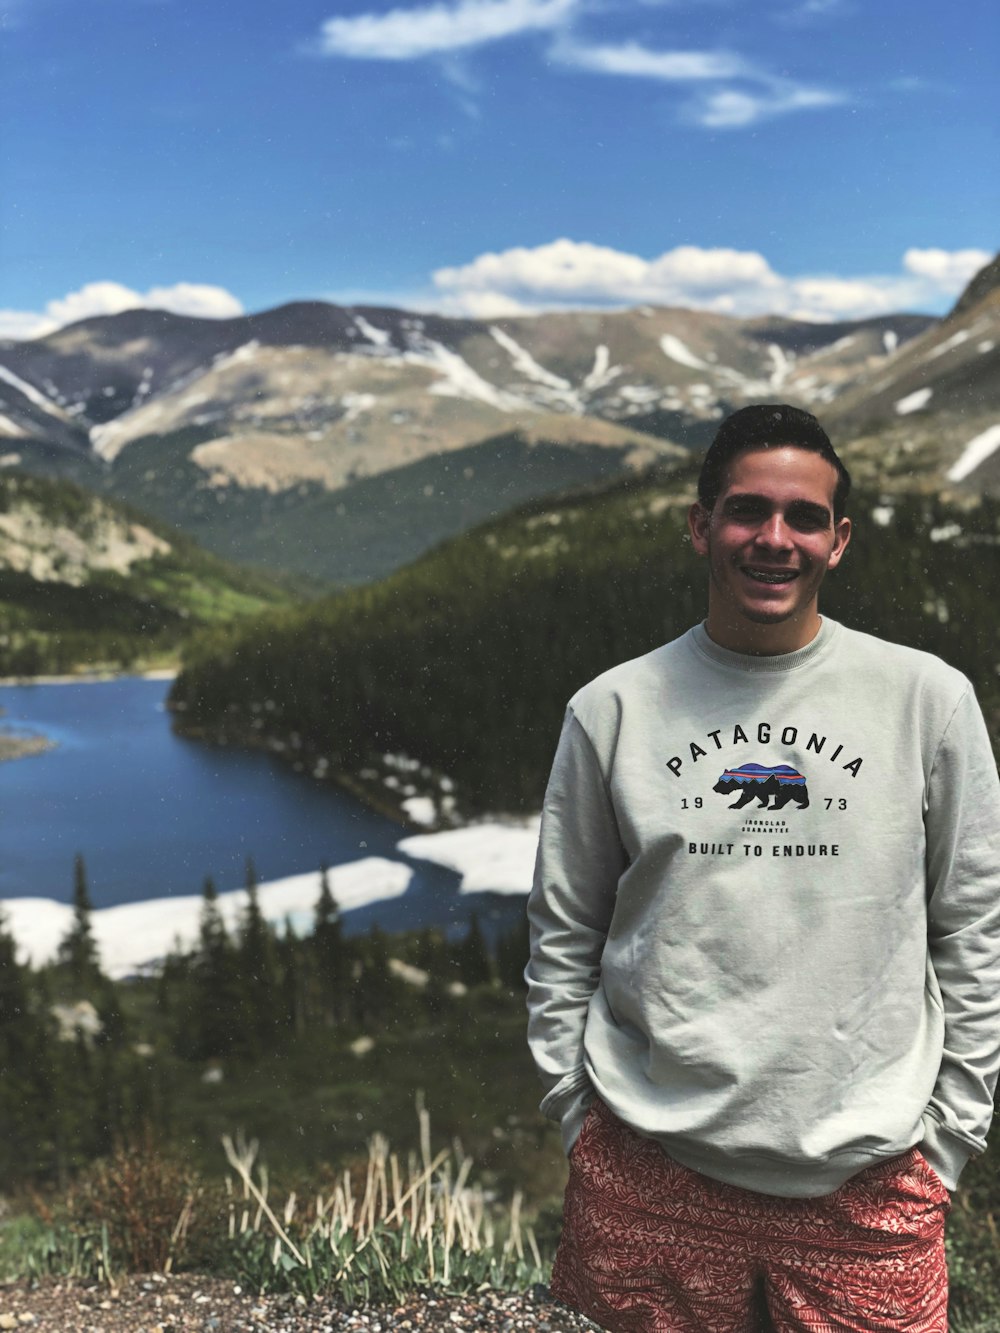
[742,567,799,584]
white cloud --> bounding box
[318,0,576,60]
[431,239,990,321]
[548,37,844,128]
[143,283,245,320]
[313,3,848,130]
[553,39,747,82]
[903,248,992,289]
[689,81,844,127]
[772,0,852,25]
[0,310,54,341]
[0,282,244,342]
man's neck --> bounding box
[703,609,824,656]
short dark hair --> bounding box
[697,404,852,521]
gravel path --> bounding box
[0,1275,601,1332]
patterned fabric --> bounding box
[552,1100,950,1333]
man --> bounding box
[526,404,1000,1332]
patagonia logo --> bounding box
[713,762,809,811]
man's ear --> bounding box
[827,516,852,570]
[688,502,711,557]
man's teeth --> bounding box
[745,569,797,583]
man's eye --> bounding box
[788,509,829,530]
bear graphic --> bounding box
[713,762,809,811]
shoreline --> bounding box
[0,666,178,686]
[0,730,55,762]
[3,820,538,977]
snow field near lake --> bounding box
[4,857,412,979]
[3,821,542,977]
[399,818,541,896]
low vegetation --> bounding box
[0,862,998,1324]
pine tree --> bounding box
[349,925,391,1027]
[277,921,307,1037]
[312,865,345,1026]
[192,876,238,1059]
[496,913,530,990]
[0,908,58,1179]
[237,857,278,1052]
[57,854,102,994]
[455,911,494,988]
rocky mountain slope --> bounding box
[0,471,287,676]
[1,258,996,581]
[827,258,1000,494]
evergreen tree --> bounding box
[192,876,239,1059]
[0,909,56,1179]
[277,920,307,1037]
[57,854,101,993]
[455,912,494,988]
[496,913,530,990]
[349,924,391,1027]
[312,865,346,1025]
[237,857,278,1051]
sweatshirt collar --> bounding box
[689,617,840,674]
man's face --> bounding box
[688,445,852,653]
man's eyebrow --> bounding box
[786,500,832,523]
[721,494,832,522]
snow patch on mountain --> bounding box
[0,364,72,419]
[211,340,261,372]
[619,386,661,405]
[341,392,377,422]
[947,424,1000,483]
[406,338,534,413]
[895,387,933,415]
[925,329,970,362]
[489,326,581,411]
[0,415,25,438]
[581,345,621,394]
[883,330,898,355]
[489,327,570,392]
[660,335,709,372]
[768,343,793,388]
[354,315,391,348]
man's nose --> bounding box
[754,514,792,549]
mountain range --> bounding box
[0,253,996,583]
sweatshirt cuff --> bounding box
[539,1066,595,1156]
[920,1114,973,1192]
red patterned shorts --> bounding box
[552,1099,950,1333]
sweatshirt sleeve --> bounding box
[525,707,626,1153]
[920,685,1000,1191]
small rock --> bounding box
[0,1315,17,1331]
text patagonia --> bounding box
[665,723,863,779]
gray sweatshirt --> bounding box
[526,619,1000,1197]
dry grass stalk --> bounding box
[222,1133,306,1266]
[222,1098,536,1289]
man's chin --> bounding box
[740,607,793,625]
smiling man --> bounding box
[526,404,1000,1332]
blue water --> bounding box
[0,677,526,941]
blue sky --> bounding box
[1,0,996,337]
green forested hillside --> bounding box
[0,471,293,676]
[170,469,1000,818]
[10,425,663,585]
